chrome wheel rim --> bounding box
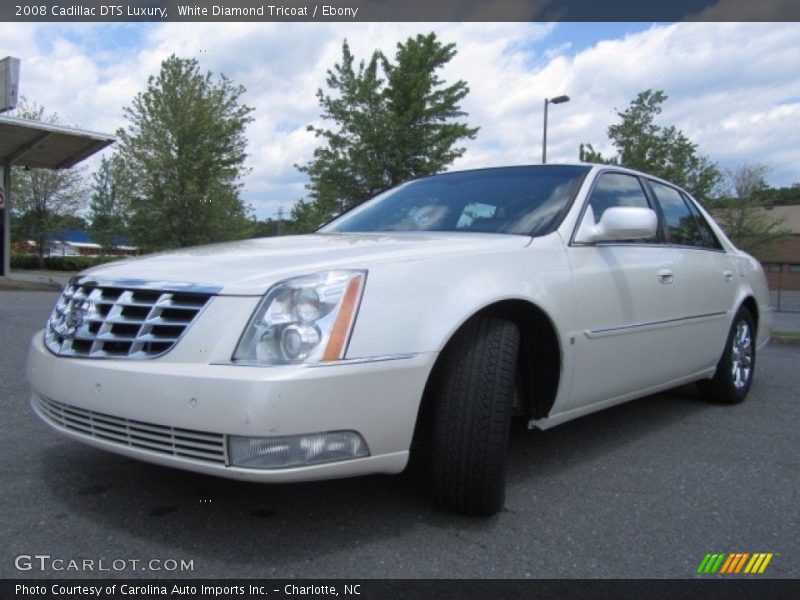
[731,320,753,390]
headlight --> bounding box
[233,270,366,365]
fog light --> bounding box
[228,431,370,469]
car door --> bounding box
[647,180,737,374]
[564,171,684,411]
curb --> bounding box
[0,278,63,292]
[770,335,800,346]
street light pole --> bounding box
[542,94,570,164]
[542,99,549,164]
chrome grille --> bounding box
[34,395,226,465]
[44,282,213,359]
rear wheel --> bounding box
[698,307,756,404]
[430,316,520,516]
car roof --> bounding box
[418,163,692,197]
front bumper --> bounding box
[28,332,436,482]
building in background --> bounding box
[759,204,800,313]
[761,205,800,291]
[12,229,139,257]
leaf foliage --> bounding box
[294,34,479,231]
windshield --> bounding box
[322,165,589,236]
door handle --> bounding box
[657,269,674,284]
[723,270,734,281]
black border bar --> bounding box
[4,579,800,600]
[2,1,800,22]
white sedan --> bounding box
[27,164,771,516]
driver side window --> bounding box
[587,173,657,243]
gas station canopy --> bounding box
[0,114,116,277]
[0,115,115,169]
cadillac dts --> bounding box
[27,164,771,515]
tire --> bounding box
[698,307,756,404]
[430,316,520,516]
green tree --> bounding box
[581,90,721,202]
[295,34,478,231]
[711,164,791,260]
[579,143,607,164]
[753,183,800,206]
[88,153,132,253]
[9,99,88,267]
[117,55,255,249]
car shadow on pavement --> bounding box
[38,383,718,574]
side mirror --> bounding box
[574,206,658,243]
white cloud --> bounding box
[1,21,799,219]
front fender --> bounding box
[345,233,574,359]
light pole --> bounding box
[542,94,570,164]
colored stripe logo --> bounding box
[697,552,773,574]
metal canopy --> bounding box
[0,115,116,277]
[0,115,115,169]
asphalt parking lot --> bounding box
[2,290,798,579]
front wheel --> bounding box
[430,316,520,516]
[698,307,756,404]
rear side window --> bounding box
[650,181,705,247]
[683,194,723,250]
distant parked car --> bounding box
[28,164,771,515]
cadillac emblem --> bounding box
[61,298,92,339]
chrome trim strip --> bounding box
[214,353,420,368]
[72,276,222,295]
[570,242,728,254]
[308,353,419,368]
[584,311,727,339]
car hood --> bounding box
[78,232,531,295]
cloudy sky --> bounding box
[1,21,799,219]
